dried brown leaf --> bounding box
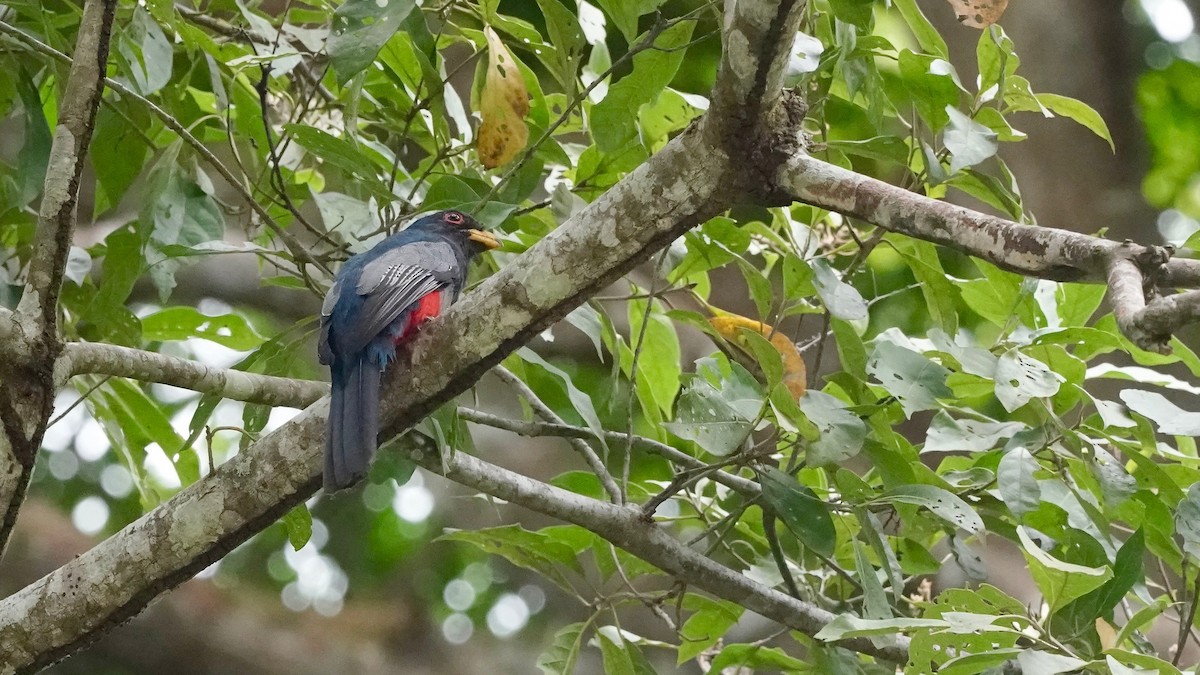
[946,0,1009,28]
[477,26,529,169]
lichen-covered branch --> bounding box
[423,443,910,663]
[58,342,328,408]
[0,0,117,562]
[0,118,740,672]
[776,151,1200,348]
[13,0,115,335]
[706,0,807,144]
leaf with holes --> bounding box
[867,341,952,417]
[478,26,530,168]
[327,0,416,83]
[1018,527,1112,612]
[664,377,754,456]
[995,349,1061,412]
[879,484,984,534]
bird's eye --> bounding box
[444,211,465,225]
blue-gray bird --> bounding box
[319,210,499,490]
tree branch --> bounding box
[57,342,328,408]
[13,0,115,335]
[0,0,117,562]
[423,441,909,664]
[775,151,1200,347]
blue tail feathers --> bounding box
[324,355,382,491]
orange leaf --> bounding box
[709,315,807,401]
[945,0,1009,28]
[477,26,529,169]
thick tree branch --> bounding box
[13,0,115,335]
[706,0,806,146]
[0,0,116,562]
[776,152,1200,347]
[0,122,741,673]
[57,342,328,408]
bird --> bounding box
[318,210,500,491]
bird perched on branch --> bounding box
[319,210,500,491]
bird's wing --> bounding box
[318,283,338,365]
[339,241,460,355]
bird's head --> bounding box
[409,210,501,253]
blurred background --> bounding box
[2,0,1200,672]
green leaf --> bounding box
[595,626,655,675]
[83,229,144,345]
[1036,93,1114,151]
[707,644,809,672]
[591,20,695,152]
[1017,526,1112,612]
[759,467,837,557]
[866,340,952,417]
[1120,390,1200,435]
[314,191,377,242]
[1176,483,1200,561]
[994,349,1061,412]
[814,615,947,641]
[327,0,417,84]
[628,299,681,416]
[854,540,891,619]
[924,412,1024,453]
[1016,651,1088,674]
[516,348,609,452]
[898,50,962,131]
[976,25,1019,94]
[997,445,1040,520]
[811,259,867,320]
[91,104,150,216]
[880,484,984,534]
[893,0,948,59]
[678,597,743,664]
[664,377,753,456]
[141,307,266,350]
[537,622,588,675]
[282,504,313,551]
[944,106,998,174]
[13,68,50,207]
[592,0,666,43]
[828,0,874,29]
[285,124,390,196]
[802,390,866,467]
[117,6,174,96]
[536,0,586,93]
[439,525,582,591]
[891,238,959,334]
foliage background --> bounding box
[2,0,1200,672]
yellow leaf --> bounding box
[709,314,807,401]
[1095,618,1116,651]
[477,26,529,169]
[945,0,1009,28]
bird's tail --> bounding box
[324,355,381,491]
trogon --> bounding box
[319,210,500,490]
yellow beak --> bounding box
[467,229,502,250]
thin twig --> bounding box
[488,366,623,504]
